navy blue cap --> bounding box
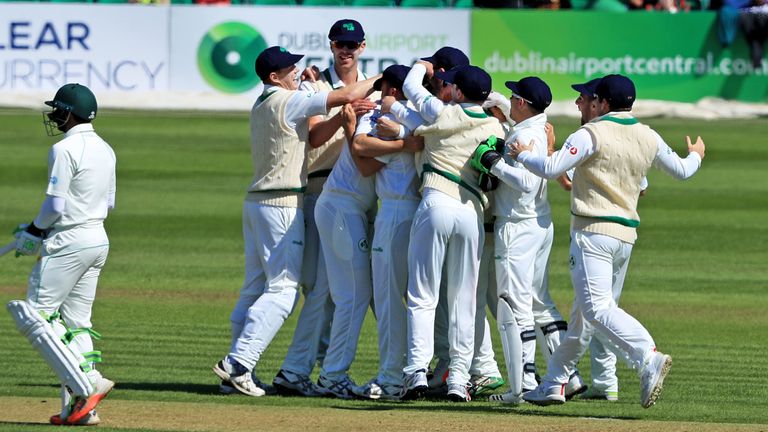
[434,65,492,102]
[505,76,552,112]
[571,78,602,98]
[595,74,636,109]
[328,19,365,42]
[374,64,411,91]
[255,46,304,81]
[420,46,469,71]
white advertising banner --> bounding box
[0,4,168,95]
[170,6,470,99]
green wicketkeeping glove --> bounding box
[471,135,504,175]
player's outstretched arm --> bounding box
[652,132,704,179]
[325,76,380,110]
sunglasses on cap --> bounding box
[511,92,532,105]
[332,40,362,50]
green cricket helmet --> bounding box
[43,83,97,136]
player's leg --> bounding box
[357,201,416,400]
[567,232,669,408]
[469,233,503,396]
[443,202,481,402]
[56,245,114,422]
[429,278,450,389]
[229,201,268,346]
[494,218,539,392]
[531,221,586,398]
[222,203,303,397]
[315,194,372,398]
[402,192,448,399]
[275,193,332,396]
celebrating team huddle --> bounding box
[212,17,707,407]
[6,16,707,426]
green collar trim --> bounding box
[463,108,488,119]
[599,116,638,125]
[257,89,278,104]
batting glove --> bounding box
[471,135,504,175]
[14,222,44,257]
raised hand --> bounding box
[686,135,705,159]
[510,139,535,161]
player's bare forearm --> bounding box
[326,76,380,108]
[308,114,343,148]
[351,134,405,158]
[352,154,385,177]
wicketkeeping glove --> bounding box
[478,172,500,192]
[471,135,505,175]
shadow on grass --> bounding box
[331,400,641,421]
[26,381,220,396]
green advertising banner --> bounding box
[472,10,768,103]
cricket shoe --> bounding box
[427,358,449,389]
[213,359,265,397]
[273,369,318,397]
[469,375,505,396]
[50,410,100,426]
[564,371,588,400]
[66,377,115,424]
[220,376,277,396]
[446,383,471,402]
[315,374,357,399]
[400,369,429,400]
[522,381,566,406]
[489,390,525,405]
[579,387,619,401]
[640,351,672,408]
[352,379,403,401]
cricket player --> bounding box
[8,83,115,426]
[273,18,375,397]
[397,62,505,402]
[343,64,424,400]
[213,46,377,397]
[510,74,706,408]
[473,77,586,404]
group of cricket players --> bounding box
[9,15,706,427]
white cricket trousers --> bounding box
[229,201,303,371]
[315,191,372,379]
[27,242,109,373]
[433,233,500,378]
[280,192,334,376]
[372,199,418,386]
[404,188,482,387]
[544,231,655,384]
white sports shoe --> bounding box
[315,374,357,399]
[401,369,429,400]
[564,372,588,400]
[446,383,471,402]
[640,352,672,408]
[230,372,266,397]
[273,369,317,397]
[428,359,450,389]
[522,381,566,406]
[469,375,505,396]
[352,379,403,400]
[489,390,525,405]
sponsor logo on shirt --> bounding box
[50,176,58,185]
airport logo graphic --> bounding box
[197,21,267,93]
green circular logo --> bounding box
[197,22,267,93]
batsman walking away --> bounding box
[7,82,116,426]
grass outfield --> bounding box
[0,107,767,430]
